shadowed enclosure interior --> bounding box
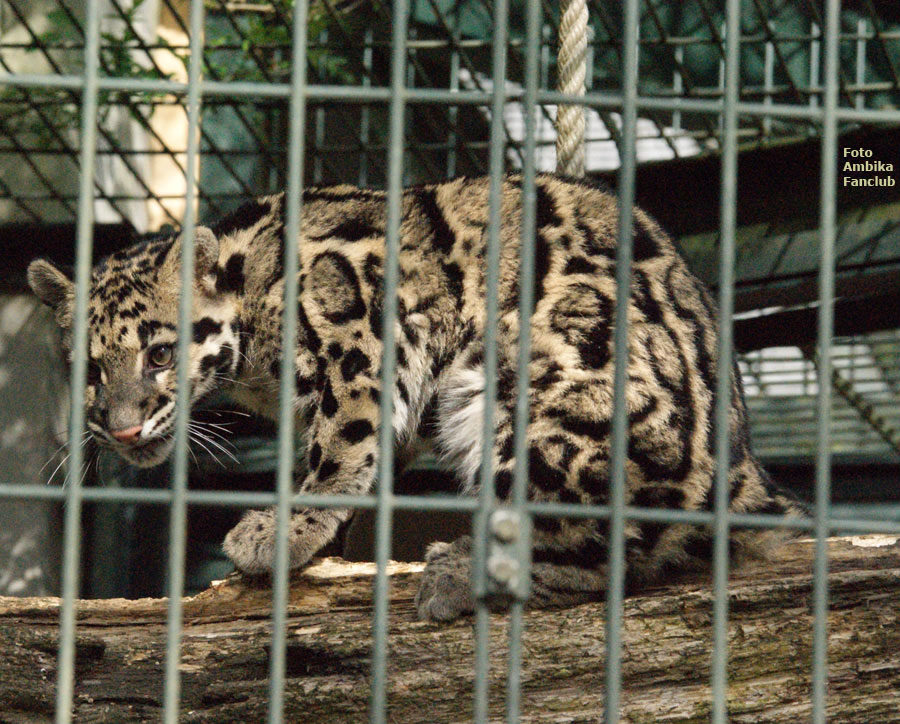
[1,0,900,722]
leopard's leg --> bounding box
[418,352,625,621]
[416,437,619,621]
[414,522,611,622]
[223,351,384,574]
[415,535,476,622]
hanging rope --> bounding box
[556,0,589,177]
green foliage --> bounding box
[204,0,365,84]
[0,0,371,149]
[0,0,179,148]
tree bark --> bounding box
[1,535,899,723]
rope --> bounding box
[556,0,588,177]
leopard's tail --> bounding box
[731,461,808,563]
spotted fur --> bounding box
[29,174,800,621]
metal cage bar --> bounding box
[6,68,900,125]
[504,0,542,720]
[812,0,842,721]
[7,477,900,532]
[369,0,409,718]
[472,0,511,719]
[603,0,640,720]
[267,0,311,721]
[54,0,102,720]
[710,0,741,721]
[162,0,206,719]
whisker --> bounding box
[39,444,69,476]
[38,431,91,475]
[231,346,255,368]
[189,422,235,446]
[44,435,90,486]
[205,431,235,448]
[48,426,93,438]
[91,449,106,486]
[188,432,225,468]
[213,369,272,387]
[193,432,234,453]
[189,427,240,465]
[206,409,253,419]
[46,452,70,486]
[76,455,94,487]
[199,420,238,432]
[213,374,252,388]
[194,433,240,465]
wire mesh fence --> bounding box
[2,0,900,722]
[4,0,900,227]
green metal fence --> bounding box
[3,0,900,723]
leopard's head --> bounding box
[28,227,241,468]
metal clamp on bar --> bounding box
[479,507,532,602]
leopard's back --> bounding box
[386,175,796,582]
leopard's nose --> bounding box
[110,425,143,444]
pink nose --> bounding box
[110,425,143,444]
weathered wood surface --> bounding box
[1,536,899,723]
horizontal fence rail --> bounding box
[7,71,900,122]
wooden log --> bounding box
[1,535,899,723]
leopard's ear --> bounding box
[27,258,75,328]
[191,226,219,283]
[165,225,220,292]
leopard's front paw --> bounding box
[415,536,475,622]
[223,508,336,576]
[223,509,279,575]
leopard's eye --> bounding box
[148,344,174,369]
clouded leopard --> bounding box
[28,174,799,621]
